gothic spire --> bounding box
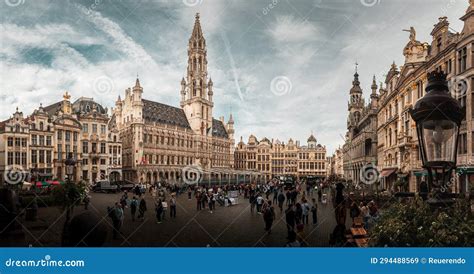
[371,75,377,91]
[191,13,204,41]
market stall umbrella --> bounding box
[35,181,50,187]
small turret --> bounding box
[208,78,213,101]
[370,75,379,109]
[133,77,143,102]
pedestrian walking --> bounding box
[249,193,256,214]
[295,203,302,224]
[111,202,123,239]
[263,201,275,234]
[83,194,90,210]
[272,188,278,204]
[169,195,177,218]
[196,191,202,211]
[285,204,296,236]
[256,193,264,214]
[155,199,164,224]
[277,191,285,213]
[138,196,147,221]
[286,191,291,207]
[208,192,215,213]
[311,198,318,225]
[130,196,138,221]
[301,199,310,225]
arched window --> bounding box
[388,128,392,146]
[39,122,44,131]
[199,79,203,96]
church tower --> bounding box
[181,13,214,136]
[347,64,364,137]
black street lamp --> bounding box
[409,71,464,205]
[65,153,76,184]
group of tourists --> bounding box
[107,191,147,239]
[349,200,379,229]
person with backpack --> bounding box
[263,201,275,234]
[130,196,138,222]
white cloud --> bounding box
[269,14,318,44]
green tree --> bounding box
[51,182,86,245]
[369,198,473,247]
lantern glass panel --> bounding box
[420,119,458,165]
[66,165,74,177]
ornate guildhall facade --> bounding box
[114,14,235,184]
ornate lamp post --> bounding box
[65,153,76,184]
[409,71,464,206]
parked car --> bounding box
[92,180,119,193]
[117,180,136,192]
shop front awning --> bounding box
[456,167,474,174]
[380,168,397,177]
[413,170,427,177]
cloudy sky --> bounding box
[0,0,469,154]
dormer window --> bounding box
[436,37,442,52]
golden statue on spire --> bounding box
[63,91,71,100]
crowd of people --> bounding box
[349,200,379,230]
[100,178,379,246]
[107,182,181,239]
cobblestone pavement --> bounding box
[18,187,351,247]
